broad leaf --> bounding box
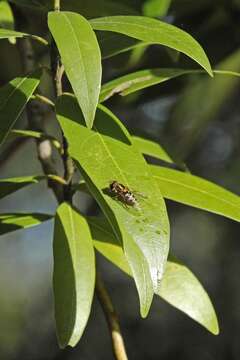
[132,136,173,163]
[0,0,15,44]
[53,203,95,348]
[90,16,213,76]
[0,175,44,200]
[0,1,14,29]
[0,71,41,147]
[48,12,102,129]
[57,94,170,316]
[100,68,200,101]
[0,213,51,235]
[151,165,240,222]
[89,216,219,335]
[157,257,219,335]
[101,68,240,101]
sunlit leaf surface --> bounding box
[91,16,213,75]
[151,165,240,222]
[57,94,170,316]
[48,12,102,128]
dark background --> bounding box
[0,0,240,358]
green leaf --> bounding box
[89,216,130,273]
[90,16,213,76]
[0,213,52,235]
[156,256,219,335]
[10,129,61,149]
[100,68,240,101]
[143,0,172,17]
[89,216,219,335]
[0,0,15,44]
[132,136,173,163]
[100,68,200,101]
[48,12,102,129]
[0,1,14,29]
[151,165,240,222]
[53,203,95,348]
[0,175,44,200]
[0,27,48,45]
[88,217,152,316]
[57,94,170,316]
[0,28,27,39]
[0,71,41,147]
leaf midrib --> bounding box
[92,18,190,41]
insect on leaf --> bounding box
[56,94,170,316]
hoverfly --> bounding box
[109,180,138,207]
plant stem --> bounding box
[32,94,55,108]
[96,272,128,360]
[51,0,75,200]
[29,34,49,46]
[51,0,125,353]
[54,0,60,11]
[16,34,64,202]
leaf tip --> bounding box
[140,307,149,319]
[208,316,220,336]
[208,68,214,78]
[140,298,152,319]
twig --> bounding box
[96,272,128,360]
[54,0,60,11]
[29,34,49,46]
[32,94,55,108]
[18,36,64,202]
[55,62,64,97]
[50,0,75,200]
